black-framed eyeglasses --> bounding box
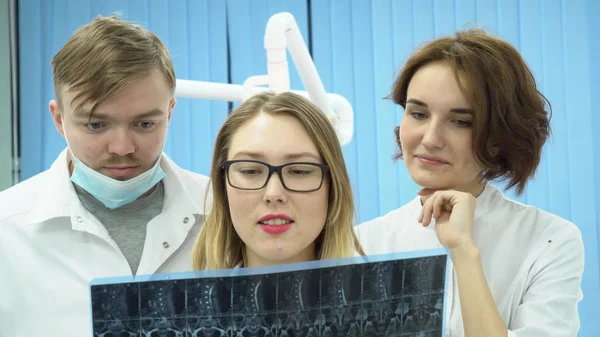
[223,160,330,192]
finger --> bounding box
[432,190,461,208]
[434,193,448,220]
[421,194,436,226]
[418,193,431,223]
[432,194,444,219]
[419,198,427,225]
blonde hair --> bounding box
[51,15,176,117]
[192,91,364,270]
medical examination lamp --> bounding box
[174,12,354,146]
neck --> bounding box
[456,180,487,197]
[243,244,317,268]
[419,180,486,205]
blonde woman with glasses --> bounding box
[192,91,364,270]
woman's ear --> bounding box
[490,145,499,157]
[487,140,500,157]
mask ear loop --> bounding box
[61,118,77,172]
[153,115,173,169]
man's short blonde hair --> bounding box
[51,15,176,117]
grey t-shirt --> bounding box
[74,182,164,275]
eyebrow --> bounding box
[74,108,166,120]
[406,98,473,114]
[231,151,321,161]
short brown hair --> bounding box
[192,91,364,270]
[51,15,176,116]
[391,28,551,195]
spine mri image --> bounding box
[91,255,447,337]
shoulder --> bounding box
[355,198,421,232]
[478,186,583,282]
[355,200,418,235]
[162,158,213,212]
[161,154,211,196]
[484,185,581,243]
[177,168,211,188]
[354,197,433,254]
[0,170,52,222]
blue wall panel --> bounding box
[187,0,229,175]
[371,0,399,216]
[455,0,477,29]
[15,0,600,334]
[390,0,422,207]
[349,0,380,224]
[562,0,600,334]
[497,0,520,50]
[588,0,600,309]
[542,0,571,222]
[311,0,360,218]
[476,0,498,32]
[434,0,456,36]
[18,0,43,181]
[582,0,600,332]
[519,0,549,210]
[413,0,435,44]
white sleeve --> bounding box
[508,227,584,337]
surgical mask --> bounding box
[63,123,166,209]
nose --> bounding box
[263,172,287,204]
[421,120,445,150]
[107,128,136,156]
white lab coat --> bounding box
[355,183,584,337]
[0,148,211,337]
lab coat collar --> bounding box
[24,148,206,227]
[473,182,497,220]
[24,148,77,224]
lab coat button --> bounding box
[163,241,170,248]
[183,217,189,224]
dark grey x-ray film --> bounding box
[89,249,449,337]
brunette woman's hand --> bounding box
[418,189,477,252]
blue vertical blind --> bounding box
[17,0,599,335]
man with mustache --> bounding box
[0,16,211,336]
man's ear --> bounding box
[49,100,65,137]
[167,98,176,123]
